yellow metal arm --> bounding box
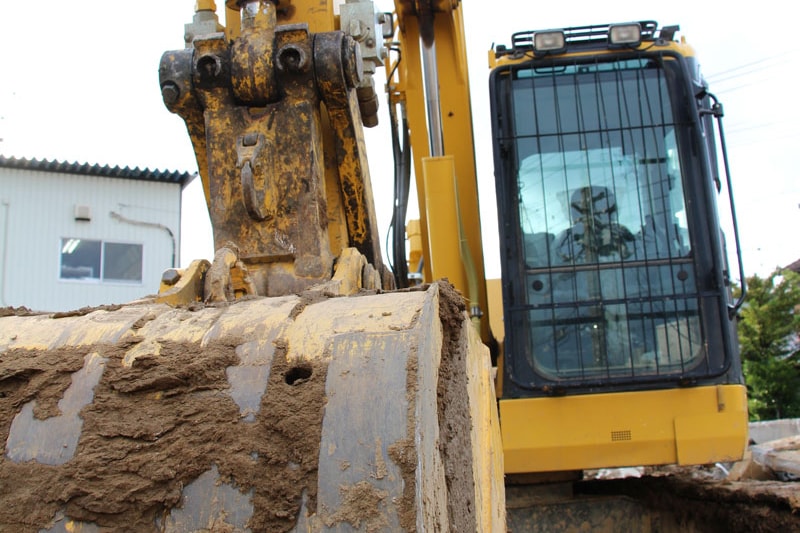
[387,0,491,343]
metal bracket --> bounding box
[236,132,270,221]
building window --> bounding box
[60,238,143,282]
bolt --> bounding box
[357,85,379,116]
[161,268,181,286]
[161,82,180,105]
[341,38,364,89]
[243,0,261,19]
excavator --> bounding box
[0,0,757,531]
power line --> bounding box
[706,48,799,84]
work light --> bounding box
[533,30,566,53]
[609,23,642,46]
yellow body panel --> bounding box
[422,156,466,292]
[406,219,423,274]
[485,278,504,396]
[500,385,748,473]
[485,278,504,345]
[463,299,507,530]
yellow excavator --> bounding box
[1,1,754,531]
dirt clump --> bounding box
[387,437,418,530]
[0,306,40,317]
[435,280,477,532]
[51,304,125,318]
[0,331,328,532]
[325,481,389,531]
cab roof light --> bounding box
[609,23,642,46]
[497,21,660,60]
[533,30,566,53]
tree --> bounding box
[735,270,800,420]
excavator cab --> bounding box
[490,22,748,473]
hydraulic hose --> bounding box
[390,98,412,288]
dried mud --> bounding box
[387,438,418,531]
[394,343,420,532]
[51,304,126,318]
[0,306,40,317]
[435,281,478,532]
[324,480,389,531]
[0,332,328,532]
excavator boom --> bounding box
[1,3,509,530]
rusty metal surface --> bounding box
[315,32,383,272]
[159,1,390,299]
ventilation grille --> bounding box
[611,430,632,442]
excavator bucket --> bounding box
[0,282,505,532]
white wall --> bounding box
[0,167,182,312]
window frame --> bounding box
[59,237,144,285]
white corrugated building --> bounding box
[0,156,194,312]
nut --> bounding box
[161,268,181,286]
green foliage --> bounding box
[735,270,800,420]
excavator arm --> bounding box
[0,1,507,531]
[156,0,494,354]
[386,0,492,344]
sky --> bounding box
[1,0,798,280]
